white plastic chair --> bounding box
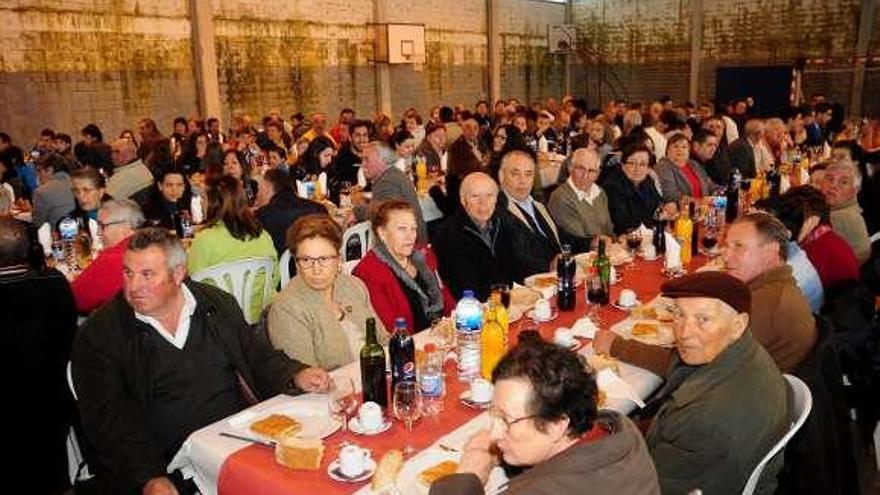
[342,259,359,275]
[740,374,813,495]
[279,249,293,288]
[191,257,276,325]
[342,221,372,262]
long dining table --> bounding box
[169,255,695,495]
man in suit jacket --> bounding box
[728,118,772,179]
[499,150,561,281]
[353,141,428,243]
[32,153,75,228]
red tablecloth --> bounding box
[218,257,694,495]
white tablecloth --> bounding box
[168,328,661,495]
[418,194,443,223]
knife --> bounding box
[219,431,276,447]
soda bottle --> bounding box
[389,318,416,391]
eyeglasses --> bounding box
[494,134,507,141]
[488,407,539,434]
[295,255,339,269]
[623,160,650,169]
[98,220,128,229]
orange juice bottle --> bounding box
[480,295,507,379]
[675,197,693,264]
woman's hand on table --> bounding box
[456,429,498,485]
[142,476,179,495]
[294,367,332,393]
[592,329,618,356]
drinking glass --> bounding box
[625,229,641,269]
[585,275,606,324]
[489,283,511,309]
[328,376,358,437]
[393,382,422,458]
[429,318,455,368]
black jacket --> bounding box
[256,188,327,255]
[433,208,514,300]
[334,144,362,185]
[71,280,309,493]
[497,193,561,282]
[600,166,662,236]
[728,138,758,179]
[141,187,194,236]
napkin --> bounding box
[570,316,599,339]
[37,223,53,256]
[296,180,308,198]
[318,172,327,196]
[638,223,654,249]
[664,231,681,271]
[190,196,203,224]
[357,167,367,187]
[88,218,103,252]
[596,368,646,408]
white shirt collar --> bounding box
[567,178,601,204]
[135,284,198,350]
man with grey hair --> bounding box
[819,158,871,264]
[107,137,153,203]
[728,118,772,178]
[72,227,331,494]
[70,198,144,313]
[499,150,560,280]
[352,140,428,243]
[547,148,614,253]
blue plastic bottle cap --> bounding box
[462,290,474,298]
[394,317,406,328]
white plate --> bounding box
[526,308,558,322]
[348,417,393,436]
[554,339,583,352]
[459,391,492,409]
[230,400,342,441]
[611,300,641,311]
[393,449,507,495]
[327,457,377,483]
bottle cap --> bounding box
[462,289,474,298]
[394,317,407,328]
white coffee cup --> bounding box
[553,327,574,347]
[338,444,371,477]
[358,401,383,431]
[610,265,618,282]
[470,378,494,403]
[642,245,657,261]
[618,289,637,307]
[534,298,552,320]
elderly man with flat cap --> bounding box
[642,271,789,495]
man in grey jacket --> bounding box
[353,141,428,243]
[32,153,75,227]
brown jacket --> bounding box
[429,412,660,495]
[610,265,816,374]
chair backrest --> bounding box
[740,374,813,495]
[279,249,293,289]
[342,221,372,262]
[191,257,275,325]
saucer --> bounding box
[348,417,392,436]
[526,308,558,322]
[611,300,640,311]
[327,458,377,483]
[555,339,583,351]
[459,391,492,409]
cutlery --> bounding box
[219,431,275,447]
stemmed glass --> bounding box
[429,318,455,369]
[624,229,642,270]
[329,376,358,436]
[585,273,606,324]
[393,382,422,458]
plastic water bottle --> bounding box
[418,343,444,416]
[455,290,483,382]
[58,217,79,268]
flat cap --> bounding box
[660,271,751,314]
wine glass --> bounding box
[393,382,422,458]
[329,376,358,436]
[429,318,455,369]
[624,229,641,270]
[585,274,606,324]
[490,283,511,309]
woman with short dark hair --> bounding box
[430,338,660,495]
[268,214,386,369]
[352,200,454,332]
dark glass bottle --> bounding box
[653,220,667,256]
[592,239,611,304]
[360,318,388,409]
[557,244,576,311]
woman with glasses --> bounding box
[600,143,675,235]
[487,124,532,181]
[352,200,454,333]
[187,175,278,317]
[269,214,387,370]
[429,336,660,495]
[67,167,112,225]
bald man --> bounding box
[433,172,514,300]
[107,138,154,202]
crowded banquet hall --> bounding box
[4,1,880,494]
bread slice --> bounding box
[372,449,404,490]
[631,322,658,337]
[250,414,302,440]
[274,431,324,471]
[417,460,458,487]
